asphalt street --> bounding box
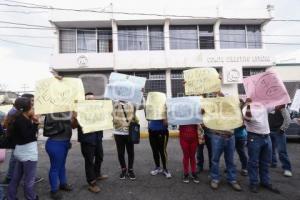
[2,138,300,200]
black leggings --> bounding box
[114,135,134,170]
[149,129,169,170]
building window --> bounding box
[199,25,214,49]
[149,26,164,50]
[98,28,113,52]
[77,29,97,53]
[243,68,265,77]
[220,25,247,49]
[118,71,166,97]
[170,25,198,49]
[171,70,185,97]
[59,30,76,53]
[118,26,148,51]
[247,25,262,49]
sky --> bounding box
[0,0,299,91]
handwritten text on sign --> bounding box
[77,100,113,133]
[34,78,85,115]
[184,68,221,95]
[202,96,243,131]
[146,92,167,120]
[243,70,291,108]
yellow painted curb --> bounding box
[140,130,179,138]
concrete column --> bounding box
[164,18,170,51]
[166,69,172,98]
[111,19,118,70]
[214,19,221,50]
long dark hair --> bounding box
[6,97,32,136]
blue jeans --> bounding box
[8,160,37,200]
[235,137,248,170]
[247,132,272,186]
[0,186,3,200]
[46,140,70,192]
[210,133,236,183]
[6,151,17,180]
[270,131,292,171]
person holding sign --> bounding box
[268,104,292,177]
[74,92,108,193]
[243,98,280,194]
[179,124,201,184]
[44,112,75,200]
[112,101,141,180]
[202,92,242,191]
[148,119,171,178]
[146,92,171,178]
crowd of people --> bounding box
[0,77,297,200]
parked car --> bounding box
[286,110,300,139]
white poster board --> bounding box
[290,89,300,112]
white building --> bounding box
[49,8,275,100]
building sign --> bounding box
[77,55,88,68]
[222,66,243,84]
[207,55,271,64]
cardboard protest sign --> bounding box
[145,92,167,120]
[104,73,146,104]
[243,70,291,108]
[184,68,221,95]
[34,78,85,115]
[77,100,113,133]
[109,72,146,89]
[202,96,243,131]
[290,89,300,112]
[0,95,5,104]
[167,96,202,125]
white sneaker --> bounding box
[163,170,172,179]
[283,170,293,177]
[150,168,163,176]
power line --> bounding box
[0,27,300,46]
[2,20,300,38]
[0,26,53,30]
[0,33,56,38]
[0,10,47,14]
[0,38,52,48]
[1,1,300,22]
[0,2,251,20]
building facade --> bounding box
[50,11,274,99]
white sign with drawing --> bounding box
[104,73,146,104]
[290,89,300,112]
[167,96,202,125]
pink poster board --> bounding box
[243,70,291,108]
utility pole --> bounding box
[21,84,29,93]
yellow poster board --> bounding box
[202,96,243,130]
[146,92,167,120]
[77,100,113,134]
[34,78,85,115]
[184,68,221,95]
[0,105,13,114]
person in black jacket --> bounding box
[76,92,108,193]
[7,97,39,200]
[268,104,292,177]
